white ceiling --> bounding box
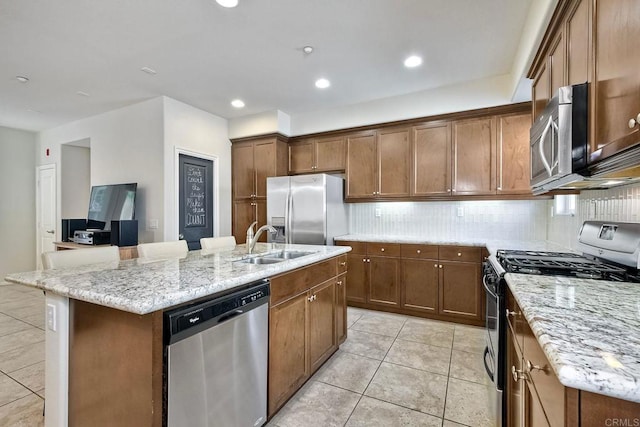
[0,0,534,132]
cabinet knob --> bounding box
[363,258,367,262]
[367,258,371,263]
[439,264,443,269]
[457,252,462,257]
[381,248,385,252]
[339,261,346,266]
[629,118,637,129]
[526,360,545,373]
[512,366,527,382]
[506,309,517,317]
[434,264,438,268]
[308,295,314,302]
[336,280,343,286]
[416,250,421,254]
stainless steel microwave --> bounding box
[530,83,589,194]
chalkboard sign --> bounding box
[184,164,207,227]
[179,154,214,250]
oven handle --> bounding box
[482,274,498,300]
[483,346,495,382]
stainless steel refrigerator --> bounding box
[266,174,348,245]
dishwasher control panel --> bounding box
[165,279,270,345]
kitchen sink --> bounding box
[235,257,284,265]
[263,250,313,260]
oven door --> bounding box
[483,274,499,383]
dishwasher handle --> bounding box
[165,279,270,345]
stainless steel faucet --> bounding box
[247,223,277,254]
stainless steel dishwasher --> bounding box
[165,279,270,427]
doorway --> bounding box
[178,153,215,250]
[36,164,56,269]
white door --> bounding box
[37,165,56,269]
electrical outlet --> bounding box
[149,219,159,230]
[375,208,381,218]
[457,207,464,217]
[46,303,56,331]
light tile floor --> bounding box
[268,307,495,427]
[0,282,45,427]
[0,283,495,427]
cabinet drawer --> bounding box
[523,321,565,427]
[368,242,401,258]
[270,258,337,306]
[400,244,438,260]
[335,241,366,255]
[439,246,482,262]
[337,254,348,274]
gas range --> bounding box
[495,249,640,282]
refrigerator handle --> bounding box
[286,190,293,244]
[285,191,291,244]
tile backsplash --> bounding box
[349,200,548,241]
[546,182,640,250]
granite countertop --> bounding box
[506,274,640,403]
[5,243,351,315]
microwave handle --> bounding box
[539,116,554,176]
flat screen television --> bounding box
[86,183,137,231]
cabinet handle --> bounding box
[506,310,517,317]
[439,264,442,268]
[637,113,640,123]
[434,264,438,268]
[339,261,346,266]
[512,366,527,382]
[416,250,421,254]
[526,360,545,373]
[380,248,385,252]
[308,295,314,302]
[336,281,343,286]
[629,118,637,129]
[457,252,462,257]
[367,258,371,263]
[362,258,367,262]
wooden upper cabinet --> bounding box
[378,127,411,197]
[592,0,640,161]
[346,132,377,198]
[452,117,496,195]
[254,140,278,198]
[289,136,346,174]
[412,122,451,196]
[566,0,589,86]
[532,63,551,122]
[549,31,566,96]
[232,143,256,199]
[315,136,346,172]
[288,139,315,174]
[497,113,532,194]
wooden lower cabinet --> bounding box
[345,253,367,303]
[369,256,400,307]
[268,257,345,418]
[439,261,482,320]
[401,258,439,313]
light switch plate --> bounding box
[457,207,464,217]
[375,208,381,218]
[46,303,56,331]
[149,219,159,230]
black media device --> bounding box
[86,183,137,231]
[61,219,87,242]
[110,220,138,247]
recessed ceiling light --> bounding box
[141,67,157,75]
[303,46,314,54]
[216,0,238,7]
[404,55,423,68]
[16,76,29,83]
[76,91,90,97]
[231,99,245,108]
[315,78,330,89]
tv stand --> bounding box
[53,242,138,260]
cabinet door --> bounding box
[378,128,410,197]
[497,113,532,194]
[525,380,550,427]
[532,63,550,123]
[232,143,255,199]
[549,31,566,96]
[256,200,267,241]
[345,253,367,303]
[452,117,496,195]
[439,261,482,320]
[254,140,276,198]
[232,200,257,244]
[401,259,439,313]
[335,274,347,344]
[268,293,308,416]
[308,280,336,373]
[566,0,589,86]
[346,133,377,198]
[315,136,346,172]
[369,256,400,307]
[507,330,525,427]
[412,122,451,196]
[289,140,315,174]
[592,0,640,160]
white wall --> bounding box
[162,97,232,239]
[38,98,165,243]
[349,200,548,242]
[60,144,90,218]
[547,183,640,250]
[228,110,291,139]
[0,126,36,278]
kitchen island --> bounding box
[5,243,351,427]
